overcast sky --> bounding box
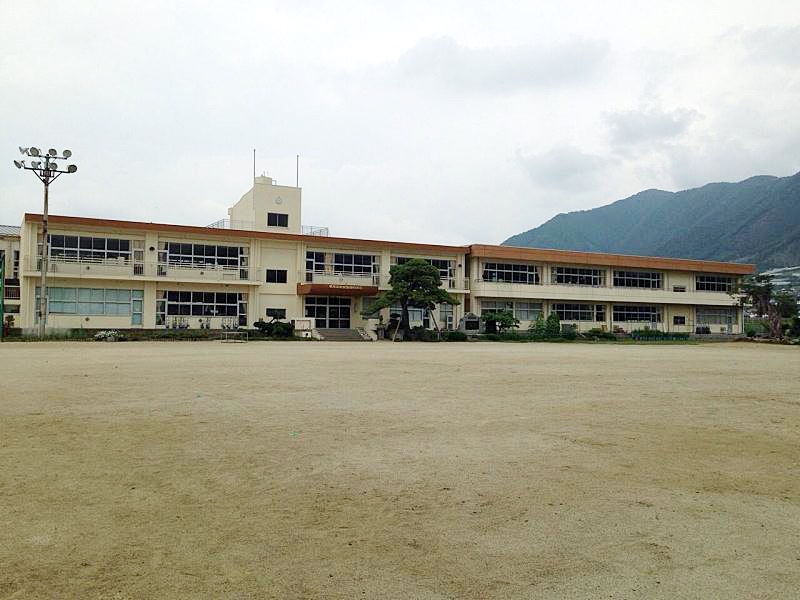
[1,1,799,245]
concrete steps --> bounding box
[316,328,371,341]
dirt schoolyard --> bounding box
[0,341,798,599]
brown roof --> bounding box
[24,214,467,255]
[470,244,755,275]
[24,213,755,275]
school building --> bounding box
[2,176,754,337]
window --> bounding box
[266,269,288,283]
[514,302,542,321]
[613,270,662,289]
[12,250,19,278]
[480,299,513,315]
[266,308,287,319]
[696,275,733,293]
[333,253,376,275]
[439,302,454,328]
[165,243,242,268]
[158,290,246,321]
[613,304,662,323]
[394,257,455,282]
[696,307,735,325]
[306,251,325,273]
[35,287,141,316]
[673,315,686,325]
[48,235,131,262]
[595,304,606,323]
[551,266,606,286]
[551,303,593,321]
[482,262,539,285]
[267,212,289,227]
[673,285,687,292]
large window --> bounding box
[552,303,594,321]
[696,275,733,293]
[394,257,455,282]
[551,266,606,286]
[157,291,247,326]
[514,302,542,321]
[613,304,662,323]
[48,235,131,262]
[267,212,289,227]
[35,287,142,318]
[696,307,736,325]
[165,243,242,268]
[333,253,376,275]
[613,270,662,289]
[13,250,19,278]
[482,262,539,285]
[306,252,325,273]
[481,299,542,321]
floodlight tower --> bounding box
[14,147,77,339]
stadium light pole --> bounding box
[14,147,77,339]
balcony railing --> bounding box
[25,256,259,283]
[206,219,330,236]
[304,270,380,286]
[3,286,20,300]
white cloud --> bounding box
[395,37,609,94]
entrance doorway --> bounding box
[305,296,351,328]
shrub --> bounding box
[408,326,439,342]
[545,313,561,337]
[631,329,690,341]
[443,330,467,342]
[253,319,294,338]
[528,313,547,339]
[585,327,617,341]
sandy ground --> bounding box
[0,340,798,599]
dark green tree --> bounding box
[544,312,561,337]
[366,259,459,339]
[480,310,519,333]
[734,274,795,339]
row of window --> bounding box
[477,264,733,292]
[480,299,542,321]
[48,235,131,261]
[394,256,455,280]
[162,242,245,268]
[35,287,144,324]
[37,236,737,294]
[156,290,247,325]
[482,263,539,285]
[479,300,667,323]
[305,251,378,275]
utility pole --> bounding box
[14,147,77,339]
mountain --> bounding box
[503,172,800,270]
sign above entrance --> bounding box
[296,283,379,297]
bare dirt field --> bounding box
[0,340,798,599]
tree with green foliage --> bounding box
[529,312,547,338]
[734,274,796,339]
[480,310,519,334]
[545,312,561,337]
[365,259,459,339]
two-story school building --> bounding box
[7,175,754,336]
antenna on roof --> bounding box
[296,154,299,187]
[253,149,256,180]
